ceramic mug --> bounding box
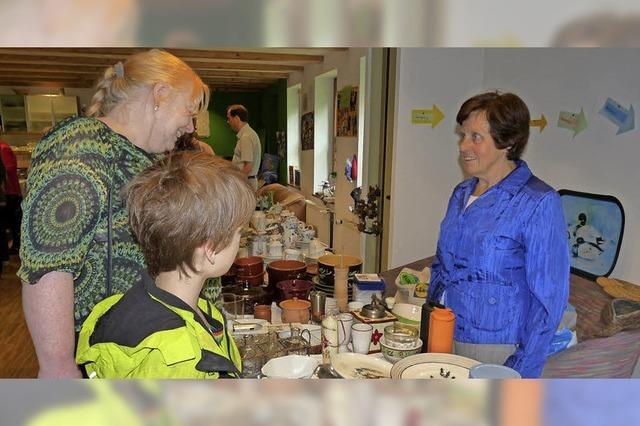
[336,313,354,353]
[309,239,325,257]
[268,241,283,257]
[301,228,315,243]
[251,211,266,233]
[351,323,373,354]
[284,248,303,261]
[283,229,299,248]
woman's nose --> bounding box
[186,120,195,133]
[459,135,472,151]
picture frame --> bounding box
[301,111,314,150]
[558,189,625,280]
[335,86,358,137]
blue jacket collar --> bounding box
[460,160,532,199]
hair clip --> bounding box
[114,61,125,79]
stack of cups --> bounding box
[322,311,339,364]
[334,266,349,313]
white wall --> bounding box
[390,48,640,283]
[288,48,368,258]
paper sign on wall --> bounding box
[411,105,444,128]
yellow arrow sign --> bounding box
[530,114,547,133]
[412,105,444,128]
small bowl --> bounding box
[392,303,422,328]
[261,355,319,379]
[379,336,422,364]
[384,322,419,346]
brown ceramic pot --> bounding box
[234,256,264,277]
[253,304,272,322]
[280,298,311,324]
[236,271,265,287]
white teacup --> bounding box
[284,248,303,261]
[351,323,373,354]
[268,241,283,257]
[308,239,325,257]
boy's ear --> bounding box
[203,243,217,265]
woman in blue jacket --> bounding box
[428,91,570,377]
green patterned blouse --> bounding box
[18,116,158,331]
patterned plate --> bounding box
[390,353,480,379]
[330,353,393,379]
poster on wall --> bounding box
[559,189,625,280]
[336,85,358,137]
[301,111,314,150]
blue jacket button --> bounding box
[488,297,497,305]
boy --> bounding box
[76,152,255,378]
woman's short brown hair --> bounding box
[126,151,255,278]
[456,91,530,160]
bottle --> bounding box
[427,306,456,353]
[322,310,339,364]
[420,301,433,353]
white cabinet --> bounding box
[25,95,78,132]
[0,95,27,132]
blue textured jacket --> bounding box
[428,161,569,378]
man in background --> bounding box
[226,104,261,190]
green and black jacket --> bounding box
[76,273,242,379]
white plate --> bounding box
[390,353,480,379]
[330,353,392,379]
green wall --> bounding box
[201,79,287,184]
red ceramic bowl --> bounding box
[266,260,307,299]
[234,256,264,277]
[276,279,314,301]
[236,271,265,287]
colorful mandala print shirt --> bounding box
[18,116,157,331]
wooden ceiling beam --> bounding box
[0,63,107,74]
[0,71,98,80]
[0,79,92,89]
[0,56,304,72]
[202,78,279,85]
[0,48,324,63]
[195,70,288,79]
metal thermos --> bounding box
[420,300,444,353]
[310,290,327,321]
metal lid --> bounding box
[360,303,386,319]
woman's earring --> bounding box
[154,104,159,111]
